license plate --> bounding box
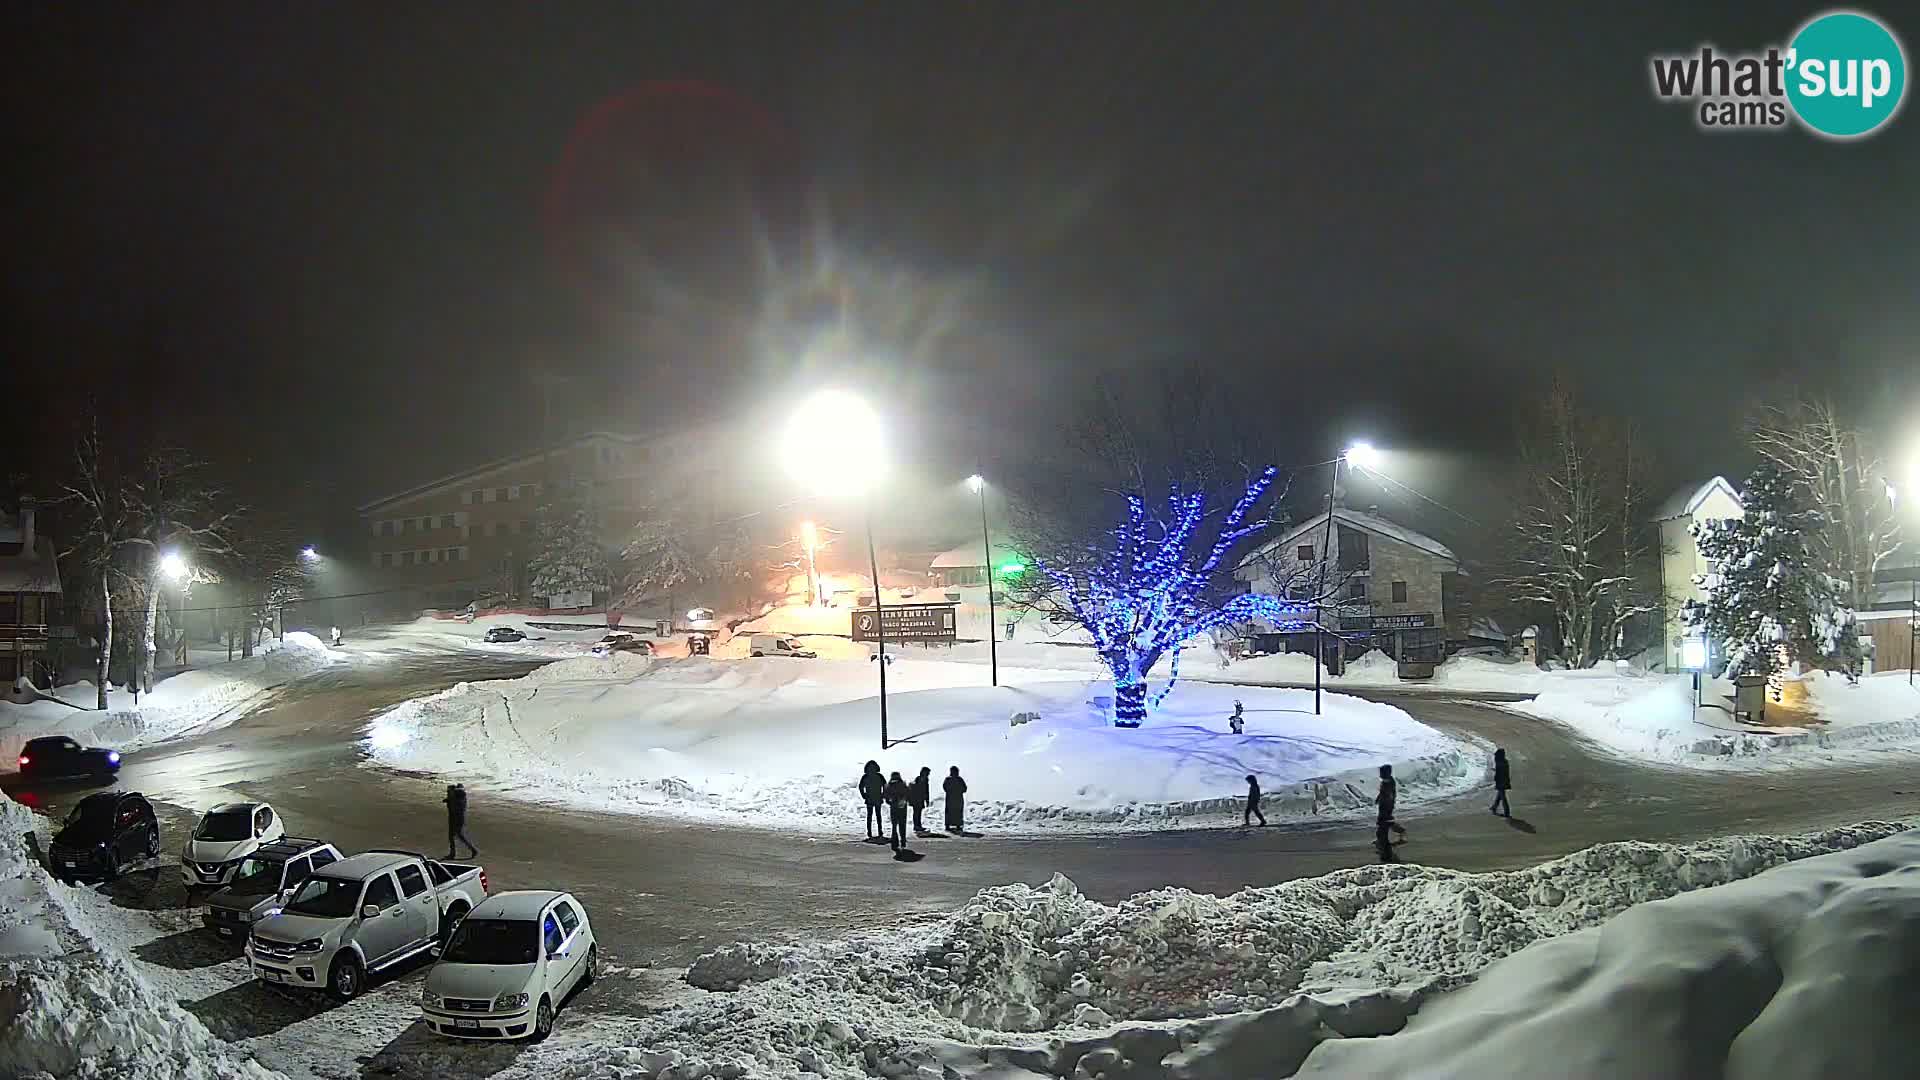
[218,927,234,936]
[455,1019,480,1029]
[61,860,77,868]
[263,970,284,983]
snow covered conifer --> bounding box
[1690,462,1862,679]
[526,501,607,601]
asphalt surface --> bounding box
[11,643,1920,974]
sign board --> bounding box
[546,589,593,610]
[1339,613,1438,633]
[851,603,958,642]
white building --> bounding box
[1653,476,1743,672]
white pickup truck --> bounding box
[246,849,488,1000]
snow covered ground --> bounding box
[0,632,336,764]
[0,797,284,1079]
[342,613,617,661]
[421,820,1913,1079]
[364,653,1484,832]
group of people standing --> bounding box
[859,762,969,852]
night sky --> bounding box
[7,3,1918,545]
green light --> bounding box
[999,562,1027,574]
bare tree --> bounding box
[1749,395,1903,612]
[58,422,140,708]
[1497,380,1657,669]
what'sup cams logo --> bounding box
[1650,9,1907,138]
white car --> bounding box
[748,633,816,659]
[420,890,597,1042]
[181,802,285,887]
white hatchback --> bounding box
[181,802,285,887]
[420,890,596,1042]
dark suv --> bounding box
[48,791,159,882]
[18,736,121,780]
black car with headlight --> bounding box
[18,735,121,780]
[46,791,159,882]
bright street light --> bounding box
[159,551,189,581]
[966,473,984,493]
[301,546,320,561]
[782,389,885,497]
[1344,441,1382,470]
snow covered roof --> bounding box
[1653,476,1740,521]
[0,536,61,595]
[474,890,568,919]
[929,541,987,569]
[1252,508,1457,565]
[356,431,650,512]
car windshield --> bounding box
[67,799,115,825]
[228,856,288,893]
[441,918,539,965]
[195,811,253,841]
[283,876,362,917]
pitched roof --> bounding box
[0,536,62,594]
[1253,508,1457,565]
[357,431,646,513]
[1654,476,1740,521]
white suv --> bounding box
[181,802,285,887]
[420,890,597,1042]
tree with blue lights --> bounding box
[1031,467,1310,726]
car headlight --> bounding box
[420,989,441,1008]
[294,938,325,953]
[106,751,120,764]
[493,992,530,1011]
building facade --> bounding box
[1236,507,1465,663]
[0,503,66,686]
[1653,476,1744,672]
[357,431,724,612]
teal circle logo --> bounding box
[1786,11,1907,138]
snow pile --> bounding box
[1222,649,1551,694]
[365,655,1482,833]
[476,821,1907,1080]
[0,797,285,1080]
[0,632,335,762]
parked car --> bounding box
[202,838,344,938]
[17,735,121,781]
[247,850,488,1000]
[420,890,597,1042]
[749,633,816,659]
[181,801,286,887]
[47,791,159,882]
[591,632,653,657]
[482,626,527,643]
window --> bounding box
[439,515,454,529]
[455,547,468,562]
[476,489,489,503]
[494,487,508,502]
[461,490,474,505]
[380,520,395,537]
[309,849,338,871]
[363,874,399,912]
[507,485,520,500]
[1296,544,1315,562]
[395,865,429,899]
[1392,580,1408,603]
[543,913,564,954]
[1337,526,1370,571]
[284,857,312,891]
[1348,581,1368,601]
[454,511,468,526]
[555,901,580,935]
[254,806,273,834]
[426,549,439,564]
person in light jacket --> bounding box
[943,766,968,833]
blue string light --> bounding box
[1039,468,1307,727]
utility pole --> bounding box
[865,505,889,748]
[970,475,998,687]
[1315,458,1339,716]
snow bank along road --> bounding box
[12,643,1920,981]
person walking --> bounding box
[443,783,478,859]
[909,766,933,834]
[1374,764,1407,851]
[859,761,885,839]
[1490,748,1512,818]
[1243,774,1266,827]
[884,771,912,852]
[943,766,968,833]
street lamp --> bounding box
[301,546,319,561]
[159,551,189,582]
[966,474,998,687]
[1311,443,1383,715]
[798,521,824,607]
[784,390,891,747]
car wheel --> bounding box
[327,954,364,1001]
[581,943,598,986]
[439,905,468,948]
[751,651,763,658]
[528,996,554,1043]
[145,827,160,858]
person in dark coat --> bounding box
[909,767,933,834]
[859,760,885,838]
[884,771,912,851]
[943,766,968,832]
[1490,748,1512,817]
[443,783,478,859]
[1243,774,1266,827]
[1374,764,1407,850]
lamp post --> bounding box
[967,474,998,687]
[1313,442,1382,716]
[784,390,890,748]
[799,521,822,607]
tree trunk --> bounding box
[96,565,111,710]
[241,623,255,658]
[140,576,159,694]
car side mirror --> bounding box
[361,904,381,919]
